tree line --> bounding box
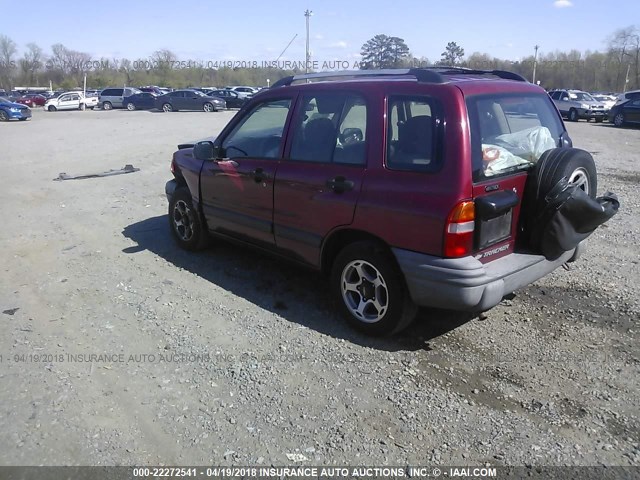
[0,25,638,93]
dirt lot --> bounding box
[0,108,638,467]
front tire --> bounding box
[168,188,209,251]
[203,102,214,112]
[162,103,173,112]
[331,241,417,336]
[48,105,57,112]
[126,102,135,111]
[613,113,625,127]
[0,111,8,121]
[102,101,112,110]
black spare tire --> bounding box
[521,148,598,251]
[532,148,597,200]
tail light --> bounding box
[444,200,475,258]
[170,153,177,174]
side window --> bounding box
[386,96,437,171]
[71,94,79,101]
[221,98,291,159]
[289,92,368,165]
[60,95,70,102]
[550,91,560,100]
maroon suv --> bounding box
[165,68,602,335]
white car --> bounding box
[591,94,618,112]
[224,86,258,99]
[44,91,99,112]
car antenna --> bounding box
[276,34,298,63]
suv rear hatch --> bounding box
[462,91,567,262]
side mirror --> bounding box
[193,141,216,160]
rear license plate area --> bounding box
[474,190,519,250]
[477,210,512,250]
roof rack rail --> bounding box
[430,66,527,82]
[270,67,527,88]
[271,69,446,88]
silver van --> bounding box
[99,87,141,110]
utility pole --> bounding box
[532,45,539,84]
[304,9,312,74]
[623,63,631,93]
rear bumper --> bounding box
[393,244,583,312]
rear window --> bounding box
[467,93,564,181]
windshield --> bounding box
[467,93,564,180]
[569,91,595,102]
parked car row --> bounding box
[99,88,244,112]
[547,88,640,128]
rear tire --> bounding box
[162,103,173,112]
[613,113,625,127]
[331,241,417,336]
[168,188,209,251]
[568,109,579,122]
[126,102,135,111]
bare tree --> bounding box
[20,43,44,85]
[608,26,640,91]
[0,35,17,89]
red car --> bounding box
[16,94,46,108]
[165,68,614,335]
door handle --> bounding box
[252,167,265,183]
[326,176,354,193]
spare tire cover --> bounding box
[522,148,618,259]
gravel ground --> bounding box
[0,109,638,468]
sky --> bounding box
[0,0,638,67]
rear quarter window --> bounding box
[466,93,564,181]
[385,95,443,172]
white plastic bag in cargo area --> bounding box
[482,126,557,176]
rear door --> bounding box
[168,91,183,109]
[466,92,565,261]
[184,91,201,110]
[199,96,294,246]
[274,91,367,266]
